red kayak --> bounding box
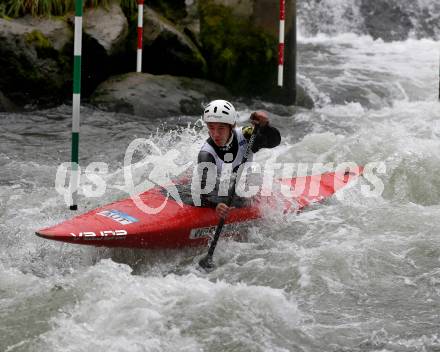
[36,168,363,249]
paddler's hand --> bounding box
[250,111,269,127]
[216,203,231,219]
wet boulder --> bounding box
[83,2,128,56]
[0,91,17,112]
[79,2,129,96]
[141,6,207,78]
[0,17,72,106]
[360,0,412,41]
[90,72,231,118]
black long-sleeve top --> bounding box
[196,124,281,207]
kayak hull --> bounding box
[36,169,362,249]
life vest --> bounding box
[200,127,251,174]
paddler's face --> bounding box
[207,122,232,147]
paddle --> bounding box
[199,123,260,270]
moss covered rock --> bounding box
[199,1,277,96]
[210,0,254,18]
[145,0,187,23]
[0,16,72,106]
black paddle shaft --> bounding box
[199,124,260,269]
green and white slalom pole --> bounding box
[70,0,83,211]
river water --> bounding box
[1,5,440,352]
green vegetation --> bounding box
[199,1,277,96]
[24,30,63,60]
[24,30,51,48]
[0,3,6,17]
[1,0,138,18]
[0,0,187,31]
[4,0,70,17]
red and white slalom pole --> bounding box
[278,0,285,87]
[136,0,144,72]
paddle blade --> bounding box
[199,255,215,270]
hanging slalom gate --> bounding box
[278,0,285,87]
[277,0,297,104]
[137,0,144,73]
[70,0,144,210]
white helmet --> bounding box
[203,100,237,125]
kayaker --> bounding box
[197,99,281,218]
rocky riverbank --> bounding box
[0,0,308,116]
[2,0,437,116]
